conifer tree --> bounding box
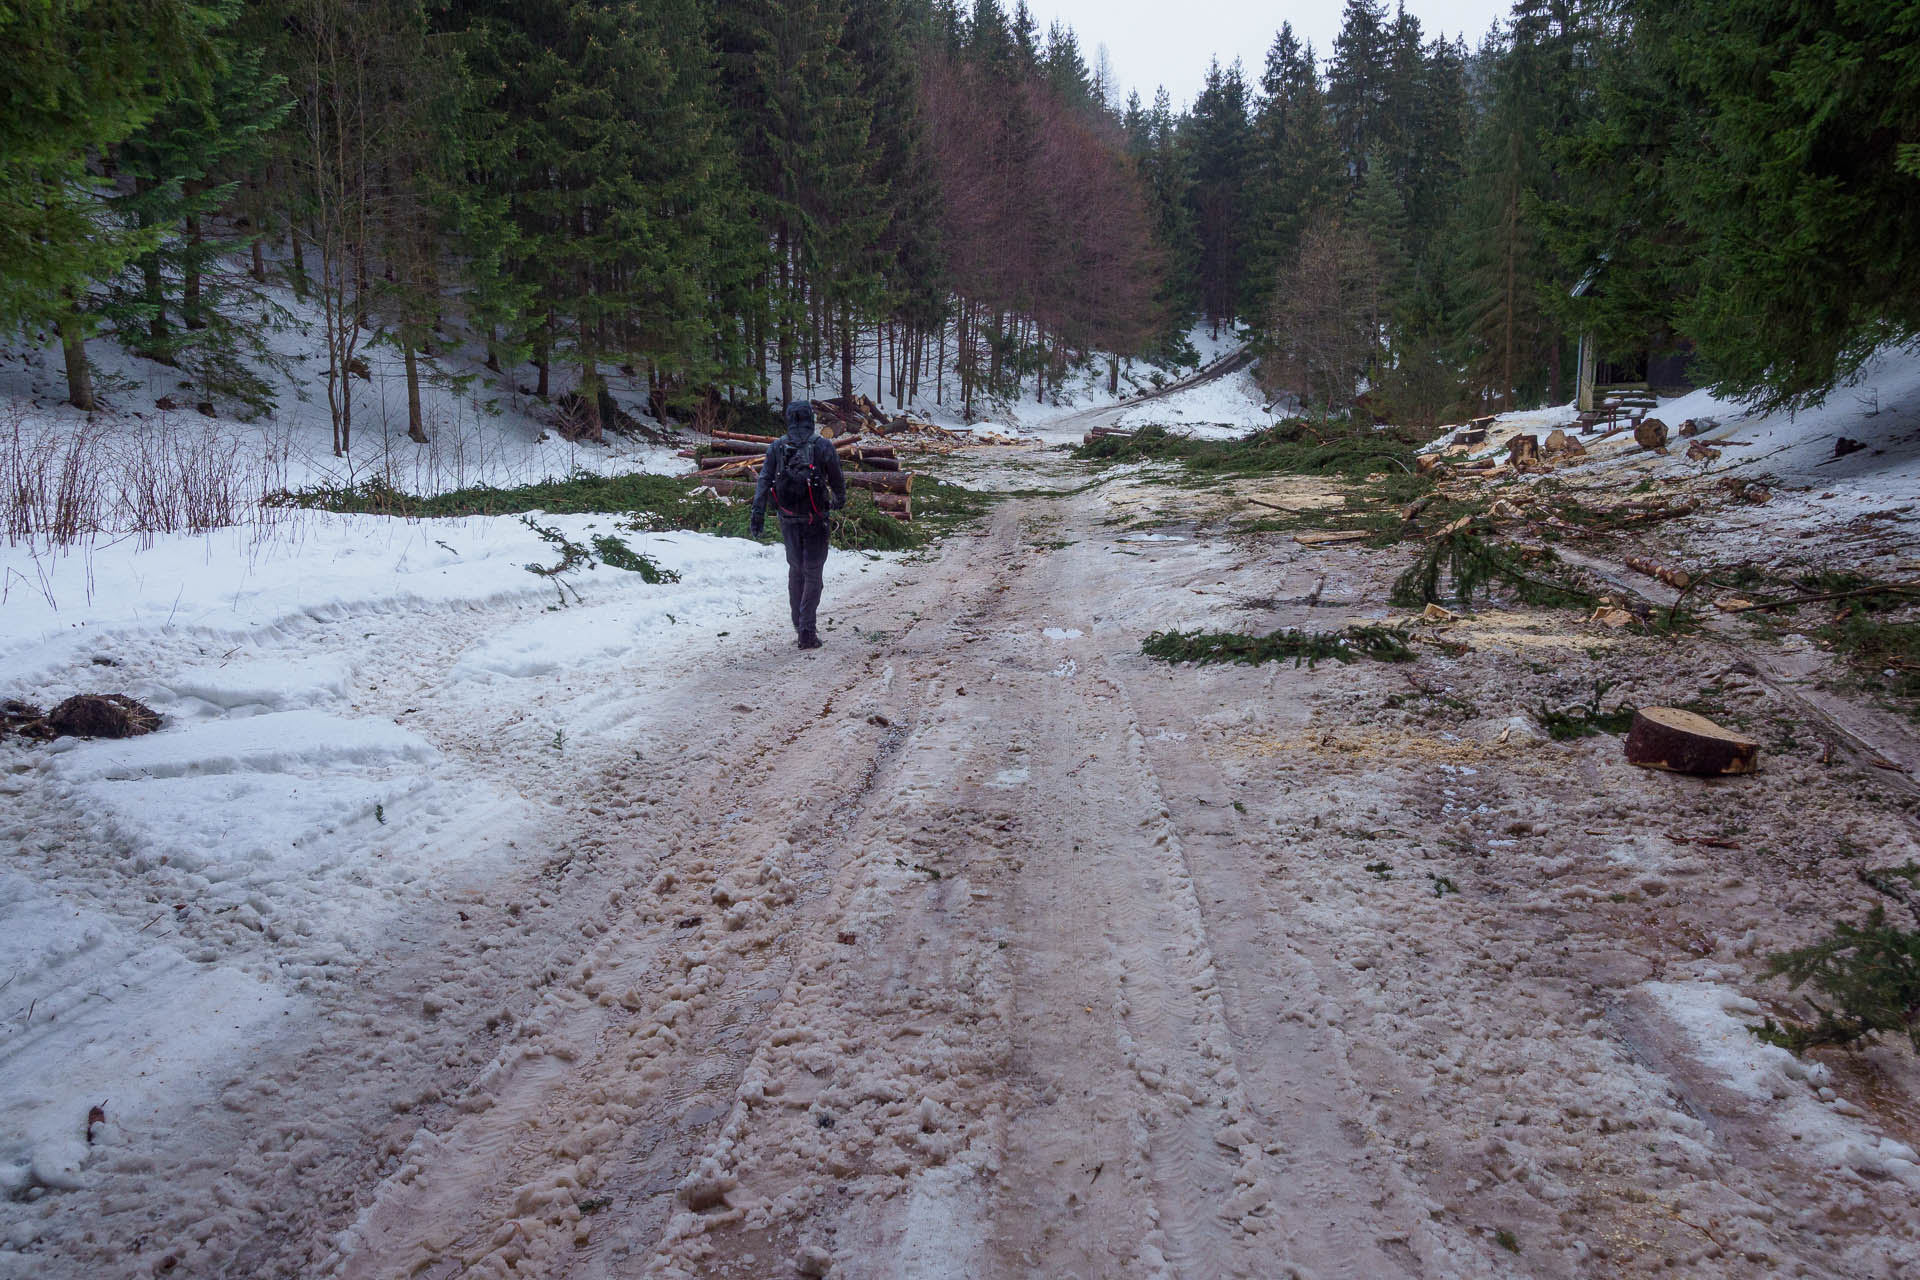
[1133,87,1201,340]
[0,0,222,409]
[844,0,944,399]
[716,0,884,405]
[1042,22,1096,114]
[110,37,290,405]
[1184,59,1255,333]
[1328,0,1391,181]
[1621,0,1920,406]
[1244,26,1341,321]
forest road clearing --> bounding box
[307,463,1462,1280]
[14,446,1920,1280]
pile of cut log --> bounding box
[680,429,916,521]
[815,395,1020,450]
[1083,425,1134,445]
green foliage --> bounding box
[827,489,919,552]
[1802,575,1920,703]
[1074,422,1424,490]
[1389,526,1597,611]
[1183,58,1255,329]
[519,516,592,576]
[1759,901,1920,1052]
[268,467,980,553]
[1142,624,1415,667]
[1535,679,1636,740]
[458,0,741,405]
[590,534,679,583]
[108,31,290,373]
[0,0,227,407]
[1553,0,1920,410]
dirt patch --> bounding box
[3,694,162,741]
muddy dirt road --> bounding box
[18,446,1920,1280]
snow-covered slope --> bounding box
[1424,344,1920,528]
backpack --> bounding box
[773,437,830,519]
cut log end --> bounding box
[1624,707,1759,776]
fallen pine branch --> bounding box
[1723,581,1920,613]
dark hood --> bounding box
[784,401,815,441]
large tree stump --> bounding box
[1625,707,1758,775]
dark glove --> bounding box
[830,493,847,511]
[749,516,764,538]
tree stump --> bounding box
[1625,707,1758,775]
[1508,434,1541,466]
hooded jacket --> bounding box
[752,401,848,525]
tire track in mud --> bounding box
[1080,674,1274,1279]
[319,518,1038,1280]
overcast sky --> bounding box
[1031,1,1513,111]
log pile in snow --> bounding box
[815,395,1020,450]
[681,427,917,521]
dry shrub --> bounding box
[1,405,296,549]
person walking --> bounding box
[750,401,847,650]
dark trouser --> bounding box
[779,517,830,637]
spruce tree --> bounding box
[1328,0,1391,182]
[1625,0,1920,406]
[1184,59,1255,334]
[1244,26,1342,322]
[1136,87,1201,342]
[110,37,289,404]
[0,0,222,409]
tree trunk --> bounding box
[841,304,854,403]
[404,341,427,442]
[1036,324,1046,403]
[289,223,307,300]
[1109,352,1119,396]
[183,210,204,330]
[1502,141,1519,414]
[535,313,552,399]
[986,309,1001,394]
[776,225,794,407]
[59,308,94,412]
[580,358,604,443]
[354,237,369,330]
[134,179,168,358]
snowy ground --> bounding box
[1426,345,1920,542]
[0,292,685,510]
[6,332,1920,1278]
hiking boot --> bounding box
[799,631,823,650]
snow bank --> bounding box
[1422,344,1920,525]
[0,280,687,512]
[0,513,809,681]
[1112,364,1271,437]
[1643,981,1920,1188]
[45,709,436,782]
[0,873,295,1199]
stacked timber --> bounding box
[682,428,916,521]
[814,395,1021,450]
